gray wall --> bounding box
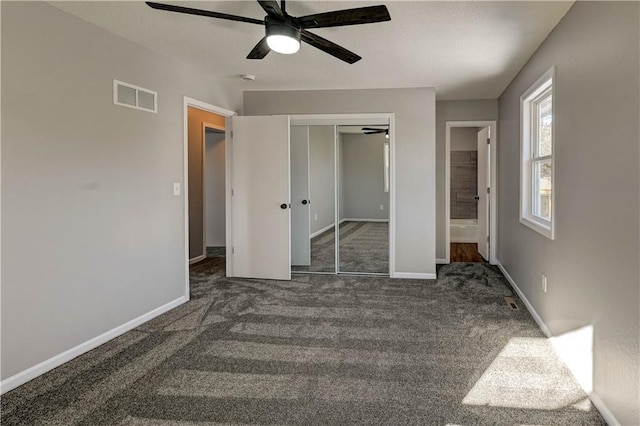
[1,2,242,381]
[497,2,639,424]
[308,126,335,235]
[244,88,436,275]
[205,130,226,247]
[451,127,479,151]
[436,100,498,259]
[341,133,389,220]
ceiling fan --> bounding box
[146,1,391,64]
[362,127,389,138]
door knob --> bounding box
[301,199,308,205]
[280,203,288,209]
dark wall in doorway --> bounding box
[450,150,477,219]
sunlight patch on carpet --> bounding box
[462,337,586,410]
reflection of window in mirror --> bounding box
[383,142,390,193]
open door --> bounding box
[477,127,489,260]
[230,115,291,280]
[290,126,311,266]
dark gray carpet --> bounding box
[292,221,389,274]
[1,259,605,425]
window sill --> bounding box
[520,215,555,240]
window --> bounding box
[520,67,555,239]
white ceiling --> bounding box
[50,1,573,100]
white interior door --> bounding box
[231,115,291,280]
[477,127,489,260]
[290,126,311,266]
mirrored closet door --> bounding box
[337,125,390,274]
[290,125,337,273]
[290,123,390,276]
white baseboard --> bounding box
[496,260,551,337]
[589,391,621,426]
[0,296,187,395]
[391,272,437,280]
[341,218,389,223]
[436,258,449,264]
[496,260,620,426]
[189,254,206,265]
[310,222,335,238]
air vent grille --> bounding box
[504,296,519,311]
[113,80,157,113]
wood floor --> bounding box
[450,243,485,262]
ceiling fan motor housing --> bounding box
[266,16,301,43]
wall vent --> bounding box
[113,80,157,113]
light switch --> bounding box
[173,183,181,196]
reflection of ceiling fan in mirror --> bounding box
[362,127,389,138]
[146,1,391,64]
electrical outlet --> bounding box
[380,204,384,210]
[314,213,318,221]
[542,274,548,293]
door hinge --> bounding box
[487,187,490,194]
[487,236,490,243]
[232,247,235,254]
[487,138,490,145]
[231,189,234,196]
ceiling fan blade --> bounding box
[298,5,390,29]
[247,37,271,59]
[300,29,361,64]
[257,0,285,19]
[146,2,264,25]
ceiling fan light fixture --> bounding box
[266,20,301,54]
[266,35,300,54]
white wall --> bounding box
[205,131,226,247]
[1,2,242,384]
[244,88,436,276]
[436,100,498,260]
[308,126,335,234]
[497,2,639,424]
[341,133,389,220]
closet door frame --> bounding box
[290,114,396,277]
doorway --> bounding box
[183,97,236,298]
[186,107,225,264]
[204,125,226,257]
[445,121,497,264]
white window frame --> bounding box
[383,142,390,193]
[520,66,555,239]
